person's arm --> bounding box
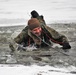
[42,25,71,49]
[14,31,28,44]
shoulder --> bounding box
[22,26,28,32]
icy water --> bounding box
[0,23,76,75]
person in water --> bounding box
[14,18,71,49]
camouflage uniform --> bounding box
[14,24,70,48]
[13,10,71,49]
[37,16,46,26]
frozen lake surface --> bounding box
[0,0,76,26]
[0,0,76,75]
[0,64,76,75]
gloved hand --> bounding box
[62,42,71,49]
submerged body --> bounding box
[9,10,71,51]
[14,23,71,49]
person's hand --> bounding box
[62,42,71,49]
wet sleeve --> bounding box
[14,31,28,44]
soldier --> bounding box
[9,10,46,51]
[14,18,71,49]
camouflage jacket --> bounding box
[14,25,68,47]
[37,16,46,26]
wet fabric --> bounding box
[14,25,69,48]
[28,18,40,30]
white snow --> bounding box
[0,64,76,75]
[0,0,76,26]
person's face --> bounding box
[32,27,42,36]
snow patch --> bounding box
[0,64,76,75]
